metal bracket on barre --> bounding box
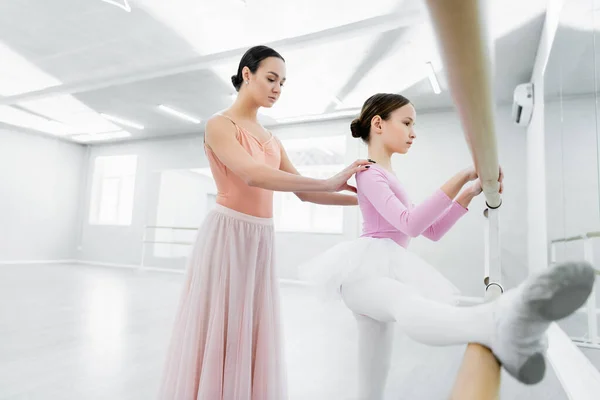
[485,199,502,210]
[483,206,502,219]
[484,279,504,294]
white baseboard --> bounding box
[77,261,184,275]
[0,259,187,274]
[280,278,311,287]
[0,259,78,265]
[76,260,140,270]
[140,266,184,274]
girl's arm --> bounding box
[357,168,463,237]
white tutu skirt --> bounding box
[298,237,460,305]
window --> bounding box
[274,135,346,233]
[89,155,137,226]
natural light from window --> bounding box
[89,155,138,226]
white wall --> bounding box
[544,95,600,360]
[545,96,600,320]
[0,129,86,262]
[545,96,600,248]
[77,136,207,267]
[267,119,365,279]
[526,0,565,274]
[75,106,528,297]
[77,122,357,273]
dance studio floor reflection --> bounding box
[0,263,569,399]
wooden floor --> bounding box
[0,263,579,399]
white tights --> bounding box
[341,277,496,400]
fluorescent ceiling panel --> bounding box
[101,0,131,12]
[0,44,130,137]
[0,41,62,96]
[138,0,401,108]
[71,131,132,142]
[19,95,124,134]
[342,24,441,108]
[100,113,144,130]
[425,62,441,94]
[158,104,201,124]
[0,106,78,136]
[274,109,360,125]
[136,0,399,54]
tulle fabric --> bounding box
[158,204,287,400]
[298,237,460,305]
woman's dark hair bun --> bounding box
[350,118,363,138]
[231,75,243,90]
[231,45,285,91]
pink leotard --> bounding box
[356,164,467,247]
[204,115,281,218]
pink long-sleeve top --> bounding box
[356,164,468,248]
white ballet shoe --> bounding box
[490,261,595,384]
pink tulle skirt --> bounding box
[158,204,287,400]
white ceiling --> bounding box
[0,0,547,144]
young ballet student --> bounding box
[299,93,595,399]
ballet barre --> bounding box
[407,0,600,398]
[424,0,501,210]
[424,0,503,304]
[140,225,198,270]
[425,0,600,397]
[482,208,502,301]
[550,231,600,348]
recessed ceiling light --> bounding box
[100,113,144,130]
[426,61,441,95]
[100,0,131,12]
[71,131,131,142]
[158,105,201,124]
[275,109,360,124]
